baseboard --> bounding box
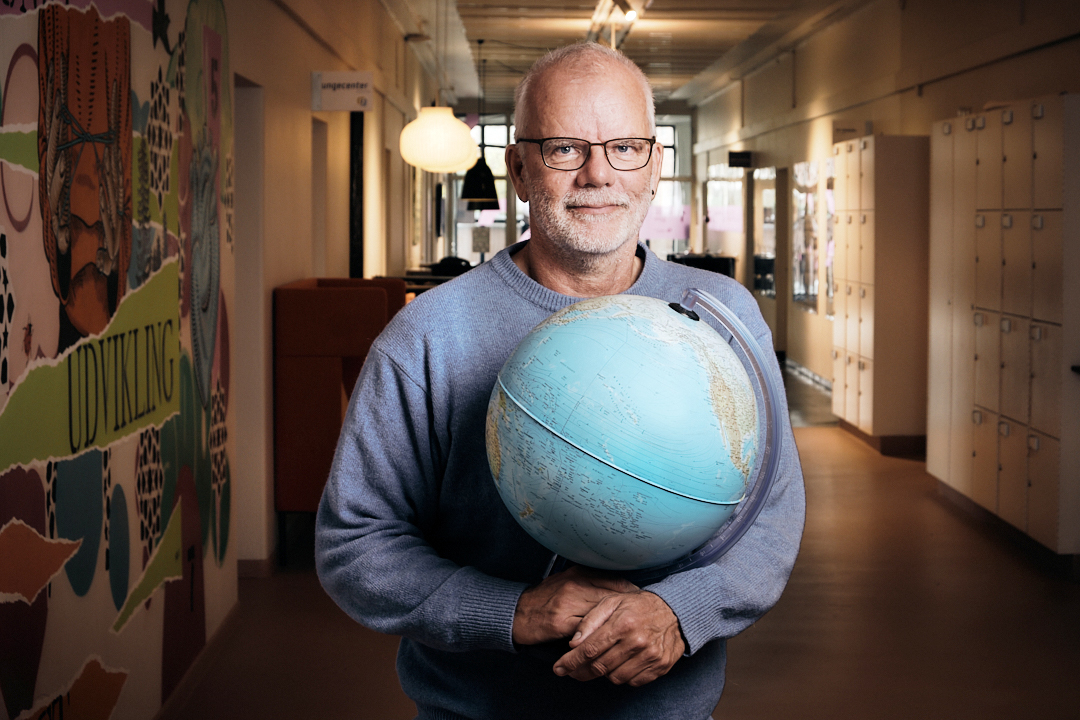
[238,558,275,578]
[837,419,926,459]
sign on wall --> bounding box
[312,71,374,111]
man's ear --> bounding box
[649,143,664,196]
[506,144,530,202]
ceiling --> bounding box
[383,0,867,115]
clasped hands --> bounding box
[512,565,685,687]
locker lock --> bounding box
[860,287,867,298]
[858,360,866,371]
[943,122,952,135]
[1002,214,1013,229]
[973,313,983,326]
[1000,318,1012,333]
[998,422,1010,437]
[1028,435,1040,451]
[861,214,867,224]
[1030,326,1042,341]
[1033,103,1044,119]
[975,116,986,129]
[847,285,853,295]
[1002,109,1013,124]
[972,410,983,425]
[965,117,976,131]
[847,214,853,224]
[1032,215,1044,230]
[861,139,868,150]
[975,214,985,228]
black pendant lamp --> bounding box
[461,40,500,211]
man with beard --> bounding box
[316,42,804,720]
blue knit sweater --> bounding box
[315,242,805,720]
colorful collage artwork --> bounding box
[0,0,234,718]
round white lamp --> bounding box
[400,107,478,173]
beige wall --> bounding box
[693,0,1080,380]
[226,0,436,562]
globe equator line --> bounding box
[496,374,746,507]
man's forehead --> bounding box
[528,63,649,135]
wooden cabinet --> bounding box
[927,94,1080,554]
[830,135,929,444]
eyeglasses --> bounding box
[516,137,656,171]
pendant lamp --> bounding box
[460,40,500,210]
[399,0,478,174]
[400,107,478,173]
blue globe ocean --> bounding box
[486,294,760,572]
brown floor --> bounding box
[162,377,1080,720]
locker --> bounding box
[1027,433,1059,549]
[974,212,1001,311]
[1002,105,1033,209]
[857,358,873,435]
[971,409,998,512]
[926,120,955,483]
[833,143,848,212]
[832,348,846,419]
[858,284,874,360]
[975,111,1003,210]
[845,213,860,282]
[832,286,847,348]
[973,311,1000,411]
[859,211,875,284]
[999,316,1030,424]
[997,419,1027,531]
[846,283,860,355]
[1001,211,1031,317]
[860,136,875,211]
[845,141,860,211]
[1032,96,1063,209]
[833,211,847,282]
[1029,323,1061,438]
[845,352,859,425]
[1031,211,1063,323]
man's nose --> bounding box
[575,144,615,187]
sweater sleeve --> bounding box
[644,302,807,654]
[315,346,527,653]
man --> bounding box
[316,42,805,720]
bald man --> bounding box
[317,42,805,720]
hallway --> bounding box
[162,380,1080,720]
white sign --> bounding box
[312,71,374,111]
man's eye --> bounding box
[553,144,578,155]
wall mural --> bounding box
[0,0,234,718]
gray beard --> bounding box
[527,183,653,269]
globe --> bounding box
[485,293,765,574]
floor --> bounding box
[162,370,1080,719]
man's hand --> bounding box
[553,590,685,687]
[513,566,636,646]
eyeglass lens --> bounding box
[541,138,652,171]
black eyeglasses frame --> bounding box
[515,136,657,171]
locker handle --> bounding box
[847,285,853,295]
[1002,109,1013,124]
[943,122,952,135]
[1002,214,1013,229]
[972,410,983,425]
[860,287,866,298]
[847,356,853,365]
[861,214,867,224]
[1028,435,1040,451]
[975,214,985,228]
[858,360,866,370]
[1033,103,1044,119]
[974,313,983,326]
[998,422,1010,437]
[976,116,986,129]
[1030,326,1042,341]
[1032,214,1044,230]
[1000,318,1011,333]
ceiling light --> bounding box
[400,107,478,173]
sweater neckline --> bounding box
[490,241,658,312]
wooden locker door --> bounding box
[832,348,846,418]
[974,311,1000,412]
[845,352,860,425]
[1032,96,1063,210]
[975,111,1003,211]
[1027,432,1059,550]
[927,120,955,483]
[833,143,847,212]
[846,213,860,283]
[1001,106,1033,210]
[949,124,978,494]
[846,283,860,355]
[860,136,875,211]
[858,284,874,360]
[859,211,875,285]
[971,409,999,512]
[999,316,1030,424]
[1001,212,1032,317]
[974,212,1002,311]
[832,285,847,348]
[833,208,847,283]
[845,141,860,211]
[1031,211,1063,324]
[996,419,1028,531]
[1029,322,1061,438]
[857,358,873,435]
